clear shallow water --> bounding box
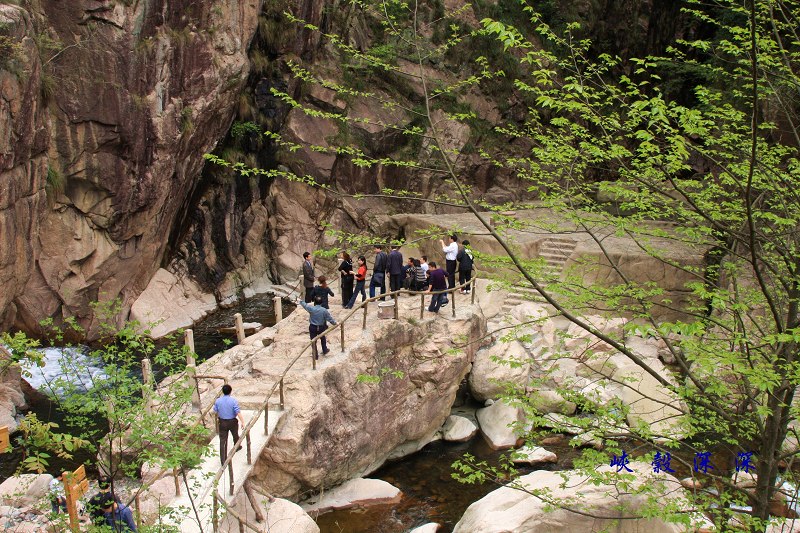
[315,435,583,533]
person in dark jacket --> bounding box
[426,262,449,313]
[338,252,354,306]
[388,245,404,293]
[311,276,334,308]
[302,251,315,303]
[100,493,138,532]
[457,239,475,293]
[369,245,389,300]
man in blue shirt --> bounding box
[100,493,137,532]
[299,296,338,358]
[213,384,245,465]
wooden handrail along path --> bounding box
[207,277,478,533]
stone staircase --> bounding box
[167,408,286,532]
[500,237,577,314]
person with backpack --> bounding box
[457,239,475,293]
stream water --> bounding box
[1,293,293,481]
[314,430,584,533]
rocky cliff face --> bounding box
[1,0,261,336]
[1,0,694,337]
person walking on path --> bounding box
[100,493,138,532]
[427,262,449,313]
[302,251,315,303]
[299,296,338,357]
[312,276,334,309]
[213,384,245,466]
[440,235,459,291]
[457,239,475,293]
[388,245,404,293]
[369,245,389,301]
[338,252,354,307]
[344,256,367,309]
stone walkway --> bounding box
[166,409,285,532]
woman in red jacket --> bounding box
[344,256,368,309]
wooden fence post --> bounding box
[234,313,245,344]
[279,379,285,410]
[362,302,368,330]
[452,289,456,318]
[340,323,345,352]
[64,465,88,533]
[394,295,399,320]
[471,278,476,304]
[273,296,283,323]
[420,294,425,319]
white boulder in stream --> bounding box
[510,445,557,465]
[476,400,522,449]
[410,524,441,532]
[453,461,692,532]
[443,415,478,442]
[302,478,401,513]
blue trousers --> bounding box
[346,280,366,308]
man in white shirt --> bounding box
[440,235,459,291]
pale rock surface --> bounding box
[442,415,478,442]
[410,523,441,533]
[0,347,26,432]
[302,478,402,513]
[510,445,557,465]
[220,493,319,533]
[476,400,523,450]
[0,474,53,507]
[129,268,217,338]
[453,461,692,533]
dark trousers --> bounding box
[341,278,354,306]
[459,269,472,288]
[346,280,366,308]
[310,324,328,356]
[446,260,457,288]
[390,273,402,293]
[305,286,314,303]
[369,273,386,300]
[218,418,239,465]
[428,292,445,313]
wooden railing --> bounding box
[208,277,478,532]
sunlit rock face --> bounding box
[1,1,261,337]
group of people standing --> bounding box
[297,235,476,356]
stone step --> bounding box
[167,408,286,532]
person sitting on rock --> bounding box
[87,476,120,526]
[299,295,338,357]
[100,493,138,532]
[311,276,334,309]
[49,471,67,515]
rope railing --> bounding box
[208,276,478,532]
